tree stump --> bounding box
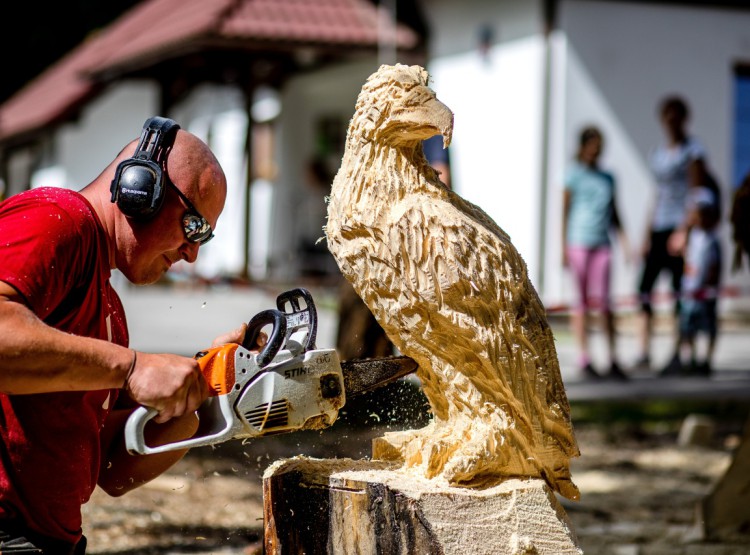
[263,457,582,555]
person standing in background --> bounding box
[635,96,707,373]
[729,169,750,272]
[563,126,629,380]
[672,186,722,376]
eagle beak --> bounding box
[427,98,454,148]
[441,125,453,149]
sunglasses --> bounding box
[167,180,214,245]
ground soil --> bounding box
[82,388,750,555]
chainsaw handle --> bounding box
[243,309,287,367]
[242,288,318,367]
[125,396,238,455]
[276,288,317,351]
[124,406,160,455]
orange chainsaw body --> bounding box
[197,344,238,396]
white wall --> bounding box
[421,0,548,287]
[543,31,653,309]
[28,82,159,191]
[170,83,249,280]
[422,0,543,59]
[422,0,750,312]
[63,82,161,186]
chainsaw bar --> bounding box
[340,355,418,397]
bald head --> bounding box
[167,131,227,211]
[109,129,227,212]
[99,128,227,226]
[82,124,228,281]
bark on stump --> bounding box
[263,457,582,555]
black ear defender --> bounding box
[110,116,181,219]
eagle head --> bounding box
[351,64,454,149]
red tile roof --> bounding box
[0,0,418,143]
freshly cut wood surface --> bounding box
[325,63,579,499]
[263,457,582,555]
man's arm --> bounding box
[97,407,199,496]
[0,281,207,423]
[97,323,249,496]
[562,188,571,267]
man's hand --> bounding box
[210,322,247,348]
[124,353,209,424]
[211,322,268,351]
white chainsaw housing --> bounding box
[125,344,346,455]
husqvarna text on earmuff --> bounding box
[110,116,180,219]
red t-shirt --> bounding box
[0,187,128,543]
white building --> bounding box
[423,0,750,314]
[2,0,749,315]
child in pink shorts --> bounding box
[562,126,630,380]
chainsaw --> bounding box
[125,288,418,455]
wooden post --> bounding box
[263,457,582,555]
[700,414,750,540]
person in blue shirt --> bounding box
[563,126,630,380]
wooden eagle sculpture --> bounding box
[325,64,580,500]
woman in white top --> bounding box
[636,96,707,373]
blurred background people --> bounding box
[635,95,707,373]
[730,170,750,273]
[670,186,722,376]
[562,126,629,380]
